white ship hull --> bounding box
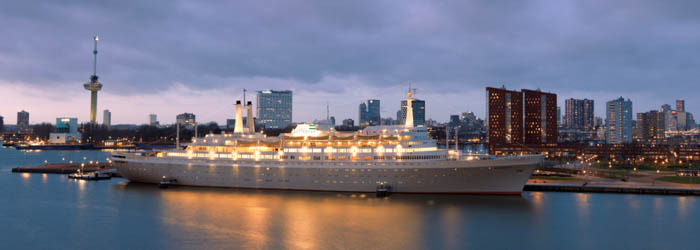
[114,154,540,195]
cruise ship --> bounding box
[114,92,542,195]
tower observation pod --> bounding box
[83,35,103,123]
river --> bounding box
[0,146,696,249]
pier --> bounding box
[11,162,114,174]
[525,183,700,196]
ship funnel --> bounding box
[234,100,244,133]
[405,88,415,128]
[246,101,255,133]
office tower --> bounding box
[486,87,523,145]
[660,103,695,131]
[329,116,336,126]
[557,106,561,126]
[522,89,557,145]
[17,110,29,132]
[606,97,633,144]
[149,114,158,126]
[367,99,380,126]
[564,98,594,130]
[637,110,665,142]
[0,115,4,132]
[676,100,685,112]
[594,117,604,128]
[256,90,292,129]
[103,109,111,129]
[400,99,425,127]
[449,115,460,127]
[564,99,581,129]
[342,119,354,127]
[460,111,483,130]
[176,113,196,126]
[358,102,368,126]
[83,36,103,123]
[582,99,594,130]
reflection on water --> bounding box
[2,147,700,250]
[678,197,688,220]
[575,193,590,226]
[117,183,531,249]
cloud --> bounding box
[1,0,700,123]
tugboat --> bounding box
[158,176,177,188]
[68,170,112,181]
[376,183,391,197]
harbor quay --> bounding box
[12,157,700,196]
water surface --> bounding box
[0,147,696,249]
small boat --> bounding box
[68,171,112,181]
[158,176,178,188]
[376,184,391,197]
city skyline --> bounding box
[3,1,700,124]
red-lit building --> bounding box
[522,89,557,145]
[487,87,557,153]
[486,87,523,145]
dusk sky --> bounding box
[1,1,699,125]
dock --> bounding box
[11,162,115,175]
[525,184,700,196]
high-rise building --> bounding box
[583,99,594,130]
[399,99,425,127]
[522,89,557,145]
[486,87,523,145]
[606,97,633,144]
[17,110,29,132]
[256,90,292,129]
[176,113,196,126]
[564,98,594,130]
[103,109,111,129]
[149,114,158,126]
[460,111,484,131]
[486,87,557,147]
[637,110,665,143]
[557,106,561,126]
[449,115,460,127]
[358,102,368,126]
[676,100,685,112]
[367,99,380,126]
[0,115,4,133]
[342,119,354,127]
[329,116,336,126]
[594,117,604,128]
[660,102,695,131]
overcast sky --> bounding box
[1,0,699,125]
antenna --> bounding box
[326,102,330,121]
[243,88,247,104]
[93,35,99,77]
